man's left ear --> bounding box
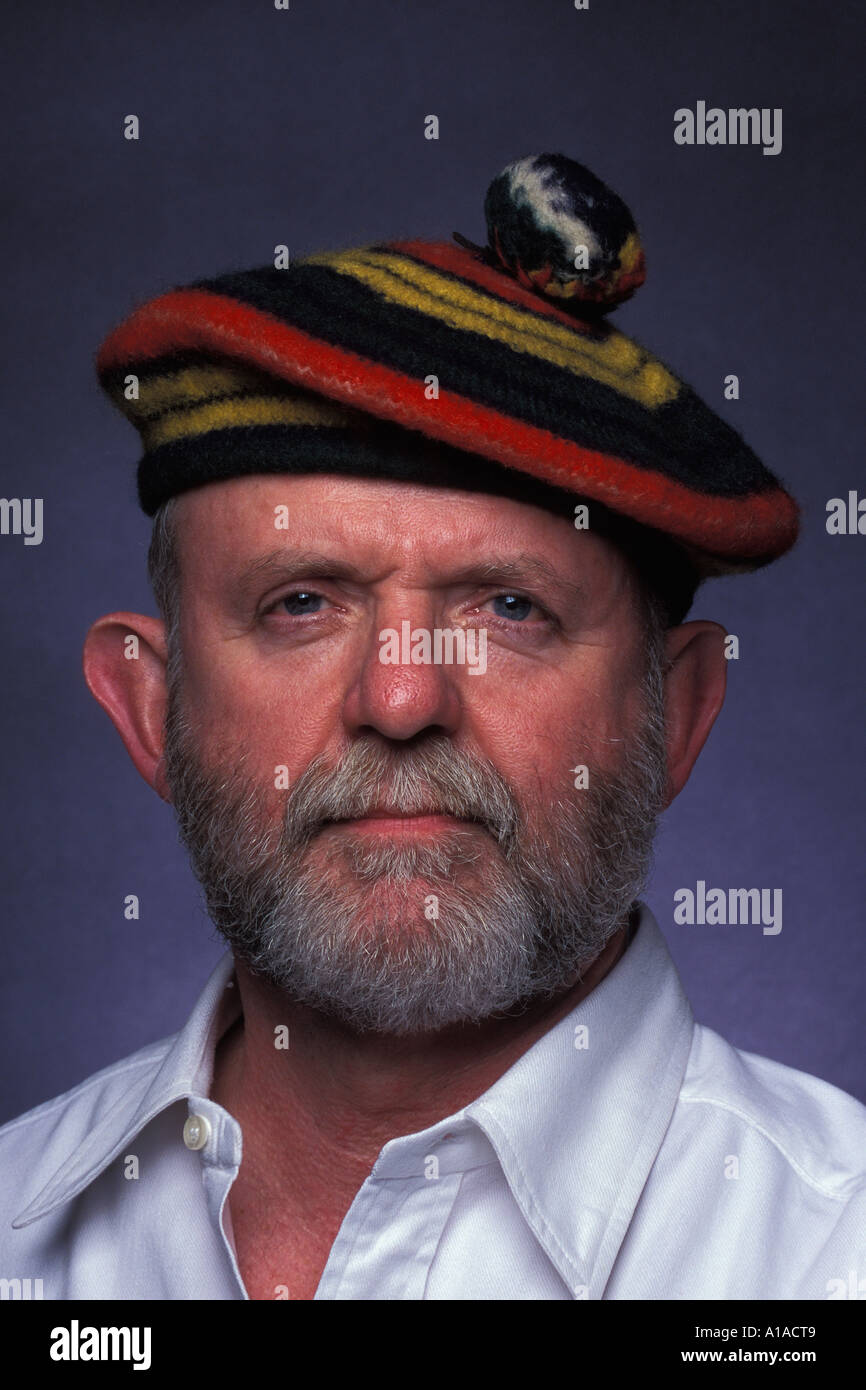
[82,612,172,800]
[661,620,728,809]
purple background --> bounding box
[1,0,863,1122]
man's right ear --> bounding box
[83,613,172,801]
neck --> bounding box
[212,922,631,1176]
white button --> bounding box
[183,1114,211,1150]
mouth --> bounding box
[327,809,485,835]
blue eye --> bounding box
[281,590,326,616]
[489,593,534,621]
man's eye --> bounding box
[270,589,541,622]
[483,593,538,622]
[279,590,329,616]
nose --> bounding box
[342,602,464,742]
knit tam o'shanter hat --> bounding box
[96,152,799,620]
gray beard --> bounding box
[162,652,669,1036]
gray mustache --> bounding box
[281,738,521,852]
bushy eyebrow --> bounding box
[234,549,371,597]
[445,556,585,608]
[233,548,584,608]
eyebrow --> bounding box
[232,548,584,607]
[234,549,371,596]
[446,556,585,607]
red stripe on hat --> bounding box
[97,289,799,560]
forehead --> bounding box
[171,472,636,598]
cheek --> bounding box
[178,647,339,781]
[463,659,641,808]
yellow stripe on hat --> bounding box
[134,363,276,419]
[104,362,322,425]
[306,248,679,409]
[141,392,368,450]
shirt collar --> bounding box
[12,953,241,1228]
[463,902,694,1295]
[14,903,693,1294]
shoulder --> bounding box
[679,1023,866,1201]
[0,1037,175,1211]
[613,1025,866,1296]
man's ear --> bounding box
[661,620,728,809]
[82,612,172,801]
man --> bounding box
[2,154,863,1300]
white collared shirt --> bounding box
[1,904,864,1300]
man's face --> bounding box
[162,473,669,1035]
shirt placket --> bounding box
[184,1095,247,1298]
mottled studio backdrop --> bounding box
[1,0,863,1121]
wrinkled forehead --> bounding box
[169,472,641,607]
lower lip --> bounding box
[333,814,477,834]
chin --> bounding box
[325,877,456,939]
